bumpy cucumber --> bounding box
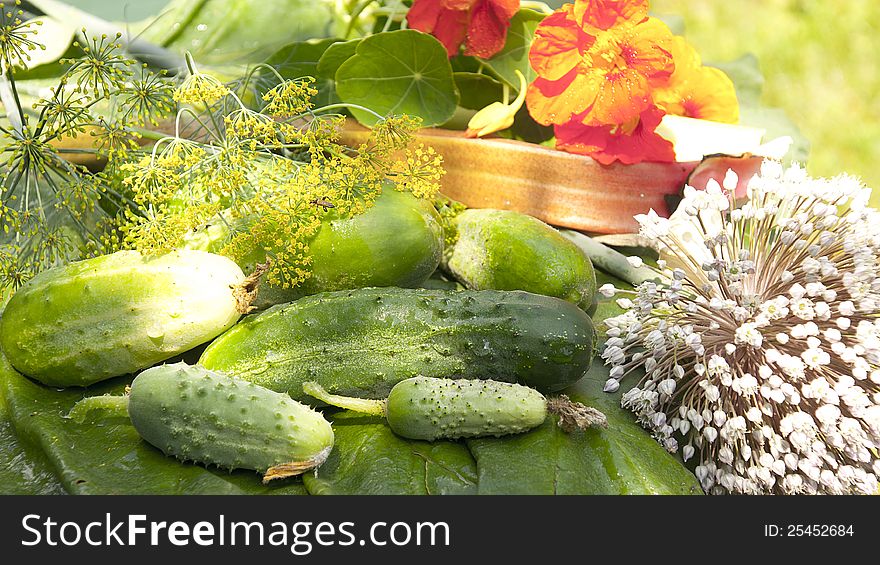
[0,250,244,387]
[69,363,334,482]
[129,363,333,481]
[443,208,596,310]
[303,377,606,441]
[185,188,444,308]
[200,287,596,399]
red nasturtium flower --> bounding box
[555,105,674,165]
[407,0,520,59]
[524,0,740,164]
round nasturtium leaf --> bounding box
[334,29,459,127]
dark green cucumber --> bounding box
[185,188,445,308]
[200,287,596,400]
[0,250,245,387]
[126,363,334,482]
[443,208,596,310]
[303,377,607,441]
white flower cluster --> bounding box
[602,162,880,495]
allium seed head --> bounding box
[606,162,880,495]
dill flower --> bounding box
[261,78,316,118]
[0,2,42,68]
[602,162,880,495]
[173,52,230,105]
[62,31,133,98]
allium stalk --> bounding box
[602,161,880,495]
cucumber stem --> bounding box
[558,230,658,286]
[546,395,607,432]
[232,260,270,314]
[67,394,130,424]
[302,382,386,417]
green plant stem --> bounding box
[303,382,386,416]
[67,395,130,424]
[559,229,658,286]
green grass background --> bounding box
[654,0,880,204]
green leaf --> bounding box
[0,351,307,495]
[0,368,65,494]
[335,30,458,127]
[314,39,362,106]
[481,9,544,88]
[454,72,504,111]
[466,375,701,495]
[265,38,341,80]
[303,411,478,495]
[137,0,345,65]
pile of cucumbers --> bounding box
[0,186,605,485]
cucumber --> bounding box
[185,188,445,308]
[304,377,606,441]
[0,250,245,387]
[443,208,596,310]
[200,287,596,399]
[69,363,334,482]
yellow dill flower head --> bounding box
[369,114,421,153]
[173,72,230,105]
[392,144,444,198]
[174,53,229,105]
[225,109,282,147]
[262,78,317,117]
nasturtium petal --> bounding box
[526,70,597,126]
[464,0,520,58]
[334,30,458,127]
[574,0,649,31]
[528,5,588,82]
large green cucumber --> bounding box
[128,363,334,481]
[0,250,244,387]
[443,208,596,310]
[200,287,596,400]
[185,188,444,307]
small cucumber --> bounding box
[304,377,606,441]
[70,363,334,482]
[200,287,596,400]
[185,188,444,308]
[0,250,245,387]
[443,208,596,310]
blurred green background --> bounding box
[654,0,880,204]
[65,0,880,203]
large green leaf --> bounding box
[466,372,701,495]
[137,0,345,65]
[313,39,362,106]
[454,72,504,111]
[303,412,478,495]
[335,30,458,126]
[0,352,307,495]
[0,377,64,494]
[481,9,544,88]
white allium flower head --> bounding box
[601,162,880,495]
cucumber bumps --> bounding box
[304,377,606,441]
[443,208,596,310]
[200,287,597,400]
[69,363,334,482]
[129,364,333,482]
[0,250,245,387]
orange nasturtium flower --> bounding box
[653,37,739,123]
[526,3,675,128]
[407,0,520,59]
[524,0,740,164]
